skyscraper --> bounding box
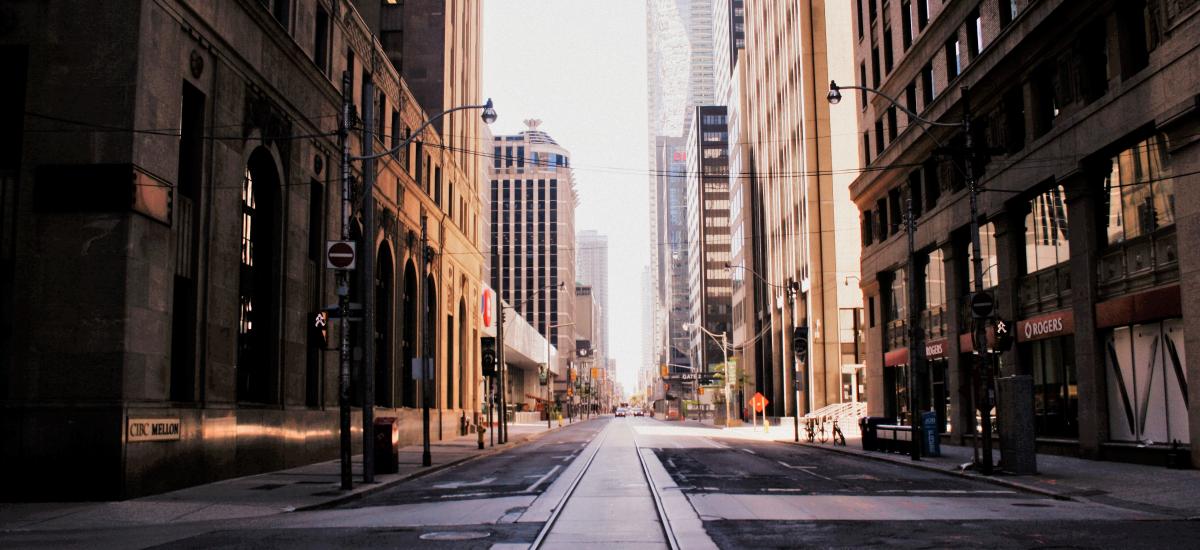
[489,120,578,381]
[685,106,731,373]
[647,0,716,379]
[576,230,609,360]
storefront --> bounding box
[1098,286,1189,446]
[925,338,950,434]
[1017,310,1077,439]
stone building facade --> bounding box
[0,0,485,499]
[850,0,1200,464]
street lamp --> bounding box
[828,80,992,469]
[547,321,575,428]
[340,82,497,479]
[683,323,731,427]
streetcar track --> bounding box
[529,419,682,550]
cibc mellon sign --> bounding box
[127,418,181,442]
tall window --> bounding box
[238,151,280,403]
[945,37,961,80]
[917,0,929,29]
[860,62,869,108]
[857,0,865,39]
[1104,134,1175,244]
[967,9,983,58]
[1024,185,1070,273]
[313,4,330,75]
[968,222,999,289]
[921,62,935,106]
[925,249,946,310]
[883,25,895,73]
[999,0,1018,28]
[901,0,913,50]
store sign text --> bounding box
[127,418,181,442]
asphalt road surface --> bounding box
[7,416,1200,549]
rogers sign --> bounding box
[1016,310,1074,342]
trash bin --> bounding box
[374,417,399,474]
[860,417,887,451]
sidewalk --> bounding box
[729,425,1200,518]
[0,420,578,532]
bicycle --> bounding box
[831,418,847,446]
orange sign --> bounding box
[751,392,769,413]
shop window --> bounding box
[1103,134,1175,245]
[1106,320,1188,444]
[1024,184,1070,273]
[1028,336,1078,438]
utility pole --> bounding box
[906,196,922,461]
[497,235,507,444]
[337,71,353,491]
[962,86,995,475]
[420,215,432,467]
[360,79,376,483]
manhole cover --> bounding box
[1011,502,1053,508]
[418,531,491,541]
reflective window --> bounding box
[1104,134,1175,245]
[968,222,998,289]
[1025,185,1070,273]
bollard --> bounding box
[557,412,563,427]
[765,418,770,433]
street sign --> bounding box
[326,240,356,270]
[969,291,995,319]
[750,392,769,413]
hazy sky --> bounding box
[482,0,650,394]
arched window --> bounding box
[376,244,394,407]
[402,262,418,407]
[237,149,280,404]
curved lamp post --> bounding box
[340,89,497,485]
[829,80,992,470]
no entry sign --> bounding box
[326,240,356,270]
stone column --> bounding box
[993,207,1026,377]
[1063,170,1107,459]
[1162,109,1200,464]
[942,239,972,445]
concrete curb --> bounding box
[781,439,1074,501]
[296,419,593,512]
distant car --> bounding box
[615,407,628,417]
[633,408,645,417]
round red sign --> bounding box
[327,242,355,268]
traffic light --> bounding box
[309,311,328,348]
[793,326,809,364]
[481,337,497,377]
[698,387,704,396]
[661,364,669,377]
[994,318,1014,352]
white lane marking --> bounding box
[432,476,496,489]
[439,491,497,498]
[777,460,834,481]
[765,488,806,492]
[741,448,757,455]
[560,453,577,462]
[707,439,731,449]
[877,489,1016,494]
[523,465,562,493]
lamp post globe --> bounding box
[481,98,498,124]
[826,80,842,104]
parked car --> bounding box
[615,407,628,417]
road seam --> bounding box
[297,420,595,512]
[781,440,1073,501]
